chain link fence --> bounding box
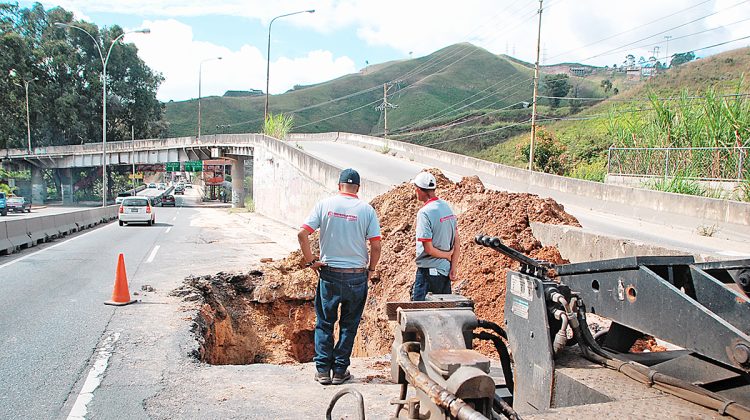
[608,147,750,181]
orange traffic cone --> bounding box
[104,253,137,306]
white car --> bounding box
[118,197,155,226]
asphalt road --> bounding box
[0,189,210,419]
[299,141,750,257]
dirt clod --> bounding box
[177,170,579,364]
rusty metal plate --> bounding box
[385,299,474,321]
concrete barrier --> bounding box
[251,134,390,228]
[0,223,13,254]
[54,213,78,236]
[289,133,750,232]
[529,222,716,263]
[39,215,60,240]
[26,218,46,245]
[73,210,91,230]
[5,219,32,249]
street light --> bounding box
[265,9,315,123]
[198,56,222,138]
[11,75,36,154]
[55,22,150,206]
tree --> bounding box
[542,74,571,108]
[670,51,696,67]
[600,79,613,93]
[0,4,165,149]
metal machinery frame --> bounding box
[386,234,750,419]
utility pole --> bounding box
[528,0,544,171]
[131,126,136,196]
[375,83,398,138]
[664,35,672,67]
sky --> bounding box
[19,0,750,102]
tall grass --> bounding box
[609,78,750,148]
[263,113,294,140]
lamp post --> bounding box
[12,78,35,154]
[55,22,149,206]
[198,56,222,138]
[265,9,315,123]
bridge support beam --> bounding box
[231,156,246,208]
[59,168,74,205]
[31,166,46,205]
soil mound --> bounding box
[175,170,579,364]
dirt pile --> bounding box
[176,170,579,364]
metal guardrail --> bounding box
[608,146,749,182]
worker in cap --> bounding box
[411,171,460,301]
[298,168,382,385]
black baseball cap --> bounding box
[338,168,360,185]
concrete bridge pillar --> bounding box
[231,156,246,208]
[31,166,46,205]
[59,168,74,205]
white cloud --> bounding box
[46,0,750,101]
[126,19,356,102]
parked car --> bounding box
[118,197,155,226]
[174,185,185,195]
[161,194,176,207]
[7,195,31,213]
[0,192,6,216]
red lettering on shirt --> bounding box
[327,211,358,222]
[440,214,456,223]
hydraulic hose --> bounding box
[572,303,750,419]
[477,319,508,340]
[474,331,515,395]
[399,342,488,420]
[493,394,523,420]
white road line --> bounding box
[171,216,177,221]
[165,227,172,234]
[146,245,160,263]
[66,332,120,420]
[0,224,110,270]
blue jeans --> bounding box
[314,268,368,374]
[412,268,451,301]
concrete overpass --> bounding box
[3,132,750,260]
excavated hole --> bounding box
[172,169,582,366]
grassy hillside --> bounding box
[479,47,750,185]
[166,43,607,160]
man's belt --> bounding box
[321,267,367,273]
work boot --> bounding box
[314,370,332,385]
[332,370,352,385]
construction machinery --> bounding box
[386,234,750,419]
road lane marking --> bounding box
[172,216,177,221]
[165,227,172,234]
[67,332,120,420]
[146,245,160,263]
[0,224,110,270]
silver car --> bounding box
[118,197,155,226]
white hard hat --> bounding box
[412,172,437,190]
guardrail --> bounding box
[0,206,118,255]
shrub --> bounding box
[569,159,606,182]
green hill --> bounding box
[478,46,750,187]
[166,42,607,157]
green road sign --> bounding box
[184,160,203,172]
[165,162,180,172]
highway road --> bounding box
[0,189,293,418]
[300,141,750,257]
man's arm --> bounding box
[368,238,382,282]
[422,240,453,260]
[449,229,460,281]
[297,228,324,272]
